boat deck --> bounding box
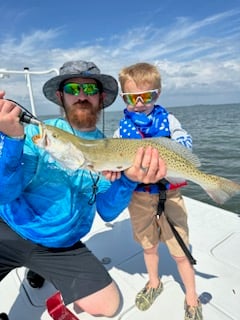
[0,197,239,320]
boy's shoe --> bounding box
[135,280,163,311]
[184,299,203,320]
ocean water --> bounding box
[97,103,240,215]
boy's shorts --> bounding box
[128,189,189,257]
[0,219,112,305]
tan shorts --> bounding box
[128,189,189,257]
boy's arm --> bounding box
[168,113,192,149]
[113,128,120,138]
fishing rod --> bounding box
[5,99,42,125]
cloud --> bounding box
[0,9,239,113]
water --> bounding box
[97,103,240,215]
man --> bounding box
[0,60,166,318]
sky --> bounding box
[0,0,240,115]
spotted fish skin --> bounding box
[32,124,240,204]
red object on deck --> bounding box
[46,291,79,320]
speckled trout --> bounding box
[32,124,240,205]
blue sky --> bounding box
[0,0,239,114]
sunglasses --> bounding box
[120,89,159,106]
[63,83,100,96]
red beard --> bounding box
[66,101,101,129]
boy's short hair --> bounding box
[118,62,161,92]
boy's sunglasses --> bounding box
[120,89,159,106]
[63,83,100,96]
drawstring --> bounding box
[88,171,100,205]
[60,95,101,206]
[60,92,105,206]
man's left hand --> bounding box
[124,146,166,183]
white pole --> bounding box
[24,67,37,116]
[0,67,59,116]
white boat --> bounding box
[0,196,239,319]
[0,68,239,319]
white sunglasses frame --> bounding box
[120,89,159,105]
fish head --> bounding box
[32,123,86,170]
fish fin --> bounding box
[201,175,240,204]
[166,177,187,184]
[147,137,201,167]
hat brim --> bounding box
[43,73,118,108]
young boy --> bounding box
[114,62,203,320]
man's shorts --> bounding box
[0,219,112,305]
[128,189,189,257]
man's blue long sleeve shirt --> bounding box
[0,119,137,247]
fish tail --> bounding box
[201,175,240,204]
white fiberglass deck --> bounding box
[0,197,239,320]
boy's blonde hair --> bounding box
[118,62,161,93]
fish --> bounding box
[32,123,240,205]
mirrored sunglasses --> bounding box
[121,89,159,105]
[63,83,100,96]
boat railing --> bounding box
[0,67,59,117]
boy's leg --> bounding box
[129,192,163,310]
[173,255,198,306]
[129,192,161,288]
[174,256,202,319]
[162,190,202,318]
[143,244,160,288]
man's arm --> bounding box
[97,146,166,221]
[0,94,27,203]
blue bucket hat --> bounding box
[43,60,118,108]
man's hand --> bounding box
[0,91,24,137]
[102,171,121,182]
[0,91,4,99]
[124,146,166,183]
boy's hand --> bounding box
[102,147,166,183]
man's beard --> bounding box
[66,100,101,130]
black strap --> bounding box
[156,180,167,218]
[166,217,197,265]
[155,181,197,265]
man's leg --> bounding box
[74,281,120,316]
[31,242,120,317]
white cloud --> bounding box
[0,9,239,114]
